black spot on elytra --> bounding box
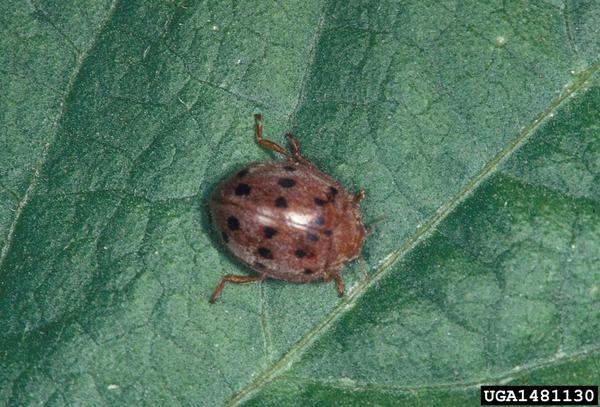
[237,168,249,178]
[327,186,338,201]
[255,261,265,269]
[258,247,273,259]
[278,178,296,188]
[227,216,240,231]
[314,197,327,206]
[283,165,296,172]
[295,249,307,258]
[221,231,229,243]
[315,216,325,225]
[264,227,278,239]
[324,229,333,236]
[307,233,319,242]
[275,196,288,208]
[304,268,315,275]
[235,183,251,196]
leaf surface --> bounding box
[1,1,599,406]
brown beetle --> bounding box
[209,114,366,303]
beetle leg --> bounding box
[333,272,345,297]
[359,254,369,280]
[285,132,311,165]
[353,189,365,204]
[324,271,345,297]
[254,114,293,161]
[209,274,263,303]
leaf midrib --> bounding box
[225,57,600,407]
[0,0,119,272]
[277,344,600,392]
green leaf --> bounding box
[1,1,599,406]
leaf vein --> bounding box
[278,345,600,393]
[0,0,120,272]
